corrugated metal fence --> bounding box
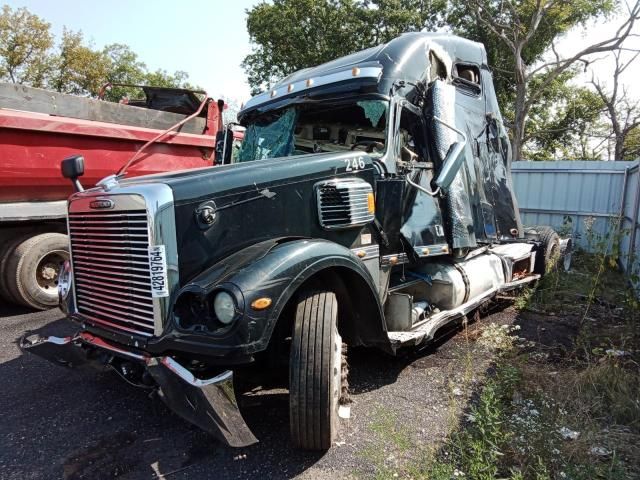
[511,160,640,290]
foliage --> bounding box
[624,126,640,160]
[49,28,111,95]
[424,263,639,478]
[592,50,640,160]
[243,0,637,160]
[524,70,607,160]
[0,5,197,98]
[242,0,446,93]
[448,0,626,160]
[0,5,53,86]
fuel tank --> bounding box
[416,252,505,310]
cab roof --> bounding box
[239,32,487,119]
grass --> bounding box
[354,248,639,479]
[419,251,640,479]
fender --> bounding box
[149,238,390,358]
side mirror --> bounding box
[432,117,467,190]
[61,155,85,192]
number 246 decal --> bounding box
[344,157,366,171]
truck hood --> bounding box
[123,151,376,284]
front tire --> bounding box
[289,290,342,450]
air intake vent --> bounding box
[316,178,374,229]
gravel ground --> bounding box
[0,302,517,480]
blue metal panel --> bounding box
[511,161,639,295]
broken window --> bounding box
[453,63,481,96]
[238,100,388,162]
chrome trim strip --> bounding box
[380,252,409,267]
[149,357,234,388]
[79,332,147,360]
[350,244,380,261]
[412,243,450,258]
[243,66,383,112]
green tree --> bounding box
[101,44,198,101]
[450,0,639,160]
[623,126,640,160]
[49,28,110,95]
[242,0,446,94]
[101,43,146,100]
[524,70,607,160]
[0,5,198,100]
[591,50,640,160]
[0,5,53,86]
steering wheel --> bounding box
[351,140,384,153]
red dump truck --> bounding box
[0,83,237,310]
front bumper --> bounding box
[20,331,257,448]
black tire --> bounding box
[534,226,560,275]
[0,233,34,304]
[289,290,342,450]
[5,233,69,310]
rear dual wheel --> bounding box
[289,290,344,450]
[534,226,560,275]
[1,233,69,310]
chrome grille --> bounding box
[68,209,155,337]
[316,178,374,229]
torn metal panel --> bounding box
[429,79,476,250]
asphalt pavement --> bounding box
[0,302,516,480]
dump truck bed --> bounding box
[0,83,218,203]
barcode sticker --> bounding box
[148,245,169,298]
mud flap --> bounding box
[19,332,258,448]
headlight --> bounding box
[213,291,236,325]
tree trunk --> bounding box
[511,78,527,162]
[614,134,624,161]
[511,57,528,161]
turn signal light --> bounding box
[251,297,272,310]
[367,192,375,214]
[306,78,314,87]
[352,67,361,76]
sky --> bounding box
[5,0,639,105]
[5,0,261,103]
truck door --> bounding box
[394,103,448,259]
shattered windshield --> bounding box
[238,100,388,162]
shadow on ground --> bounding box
[0,302,500,480]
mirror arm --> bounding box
[406,172,440,197]
[221,128,229,165]
[72,179,84,193]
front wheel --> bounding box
[289,290,342,450]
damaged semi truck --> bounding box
[22,32,569,450]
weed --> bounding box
[419,250,640,480]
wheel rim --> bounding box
[331,328,343,434]
[563,251,572,272]
[34,249,69,294]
